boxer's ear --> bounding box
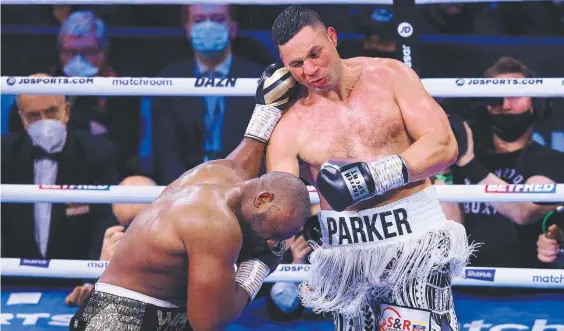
[254,192,274,207]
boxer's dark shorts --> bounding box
[69,283,191,331]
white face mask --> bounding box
[27,119,67,154]
[63,55,99,77]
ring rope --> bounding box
[1,184,564,205]
[2,258,562,289]
[0,0,542,5]
[2,76,562,98]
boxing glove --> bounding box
[244,63,300,143]
[235,239,286,303]
[316,156,410,212]
[447,114,468,161]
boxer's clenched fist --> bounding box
[245,63,300,143]
[235,240,286,302]
[316,156,409,212]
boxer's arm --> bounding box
[185,220,248,330]
[392,61,458,181]
[225,138,268,180]
[266,117,300,177]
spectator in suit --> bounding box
[7,10,142,181]
[65,175,157,307]
[151,4,264,185]
[1,75,119,270]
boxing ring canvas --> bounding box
[1,286,563,330]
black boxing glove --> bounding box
[316,156,410,212]
[303,215,323,250]
[244,63,300,143]
[235,238,286,303]
[447,114,468,161]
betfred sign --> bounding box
[485,184,556,193]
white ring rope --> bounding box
[2,76,562,98]
[1,258,562,289]
[2,184,564,205]
[0,0,545,5]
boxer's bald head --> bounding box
[17,74,70,130]
[241,172,310,244]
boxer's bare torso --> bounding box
[99,160,245,304]
[268,57,431,211]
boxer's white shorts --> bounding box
[299,186,476,330]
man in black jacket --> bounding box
[438,57,564,268]
[1,82,119,275]
[150,4,265,185]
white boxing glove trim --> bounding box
[244,104,282,143]
[367,155,409,195]
[235,259,270,303]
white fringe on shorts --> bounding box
[298,187,477,318]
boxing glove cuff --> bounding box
[244,104,282,143]
[368,155,410,195]
[235,259,270,303]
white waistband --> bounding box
[95,283,181,308]
[318,186,447,248]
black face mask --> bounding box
[489,111,535,142]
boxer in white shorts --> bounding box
[267,6,476,331]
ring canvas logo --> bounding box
[465,269,496,282]
[485,184,556,193]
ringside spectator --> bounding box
[1,74,119,273]
[151,4,264,185]
[337,7,397,60]
[7,10,142,180]
[437,57,564,268]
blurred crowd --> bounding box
[1,2,563,321]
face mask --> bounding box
[270,282,301,313]
[27,119,67,154]
[190,21,229,57]
[489,111,534,142]
[63,55,99,77]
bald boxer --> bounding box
[267,6,475,331]
[69,63,307,331]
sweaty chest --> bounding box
[298,92,405,167]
